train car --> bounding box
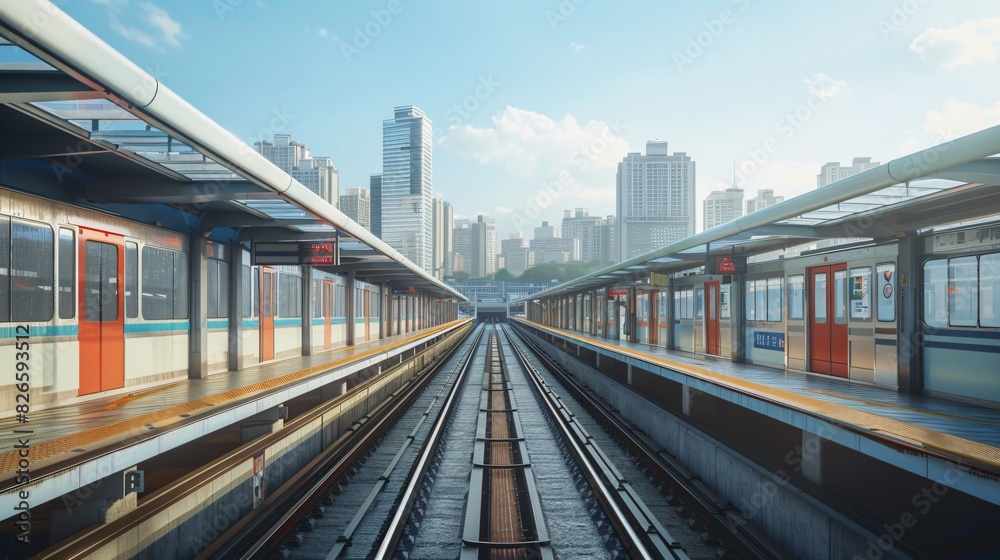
[920,222,1000,406]
[0,186,376,416]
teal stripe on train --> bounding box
[125,321,190,333]
[207,320,229,330]
[0,324,78,338]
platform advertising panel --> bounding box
[877,263,895,322]
[252,450,265,509]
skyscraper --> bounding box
[432,196,454,279]
[817,157,880,188]
[616,141,696,261]
[339,187,371,230]
[746,189,784,214]
[561,208,608,263]
[703,187,744,230]
[255,133,339,206]
[382,106,433,271]
[370,173,383,238]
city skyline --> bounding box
[55,2,1000,240]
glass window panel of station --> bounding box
[58,228,75,319]
[923,259,948,327]
[814,273,828,324]
[948,256,978,327]
[313,279,323,317]
[981,254,1000,328]
[11,220,54,322]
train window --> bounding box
[949,256,978,327]
[313,279,323,317]
[59,228,75,319]
[923,259,948,327]
[849,267,872,322]
[242,266,252,318]
[262,273,272,318]
[745,281,755,321]
[278,272,301,317]
[142,246,188,320]
[0,217,9,321]
[754,280,767,321]
[833,270,848,325]
[253,270,260,318]
[355,288,365,318]
[767,277,783,322]
[335,284,346,316]
[206,259,229,318]
[125,242,138,319]
[981,254,1000,327]
[814,273,828,324]
[11,221,54,322]
[788,275,804,320]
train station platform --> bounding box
[0,319,469,520]
[512,319,1000,506]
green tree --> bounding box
[493,268,515,281]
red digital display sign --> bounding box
[252,240,339,266]
[711,255,746,275]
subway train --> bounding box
[542,220,1000,408]
[0,186,385,415]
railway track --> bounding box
[100,319,781,559]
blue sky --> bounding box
[60,0,1000,238]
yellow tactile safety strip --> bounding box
[0,320,468,477]
[100,382,185,411]
[517,320,1000,471]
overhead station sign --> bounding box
[709,255,747,275]
[252,240,339,266]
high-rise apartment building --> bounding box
[255,133,339,206]
[339,187,371,230]
[382,106,433,271]
[561,208,611,264]
[817,157,880,188]
[616,141,696,260]
[370,173,383,238]
[704,187,744,230]
[469,215,498,278]
[534,221,556,240]
[500,233,533,277]
[432,196,454,279]
[746,189,784,214]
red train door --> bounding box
[705,281,720,355]
[809,264,848,377]
[260,267,275,361]
[323,280,333,349]
[78,228,125,396]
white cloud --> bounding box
[910,17,1000,68]
[923,99,1000,139]
[440,106,629,178]
[141,3,184,48]
[108,3,185,50]
[109,13,157,48]
[439,106,630,235]
[803,73,847,99]
[318,28,329,38]
[570,41,584,53]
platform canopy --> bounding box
[0,6,464,301]
[520,133,1000,301]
